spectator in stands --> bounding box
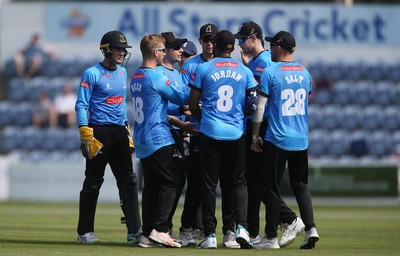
[32,90,52,128]
[13,33,58,78]
[49,81,77,128]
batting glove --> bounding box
[79,126,103,159]
[125,122,135,154]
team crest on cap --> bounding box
[119,34,127,43]
[205,25,213,33]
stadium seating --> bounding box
[1,59,399,165]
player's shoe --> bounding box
[253,236,280,249]
[279,217,305,247]
[138,235,163,248]
[127,228,142,244]
[149,229,181,248]
[196,233,217,249]
[177,227,197,247]
[250,235,261,244]
[192,228,204,240]
[77,232,100,244]
[223,230,240,248]
[300,227,319,249]
[235,224,253,249]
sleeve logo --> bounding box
[80,81,90,89]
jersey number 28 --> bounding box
[281,88,306,116]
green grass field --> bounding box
[0,201,399,256]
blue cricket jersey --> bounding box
[180,54,208,86]
[259,61,312,151]
[190,57,258,140]
[130,67,187,158]
[156,65,189,120]
[245,50,274,125]
[75,63,128,127]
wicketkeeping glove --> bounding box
[125,122,135,154]
[79,126,103,160]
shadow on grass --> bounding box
[0,239,136,247]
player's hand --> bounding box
[181,121,199,136]
[240,50,252,66]
[125,122,135,154]
[251,135,263,153]
[79,126,103,159]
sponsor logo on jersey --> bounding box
[255,66,264,72]
[102,74,111,78]
[165,80,171,86]
[106,96,124,104]
[81,81,90,89]
[281,66,302,71]
[215,62,238,68]
[133,73,145,79]
[119,71,124,76]
[190,73,196,81]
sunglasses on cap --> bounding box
[167,45,183,51]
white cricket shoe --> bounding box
[250,235,261,244]
[253,236,280,249]
[178,227,197,247]
[77,232,100,244]
[223,230,240,248]
[196,233,217,249]
[300,227,319,249]
[138,235,163,248]
[279,217,305,247]
[149,229,181,248]
[235,225,253,249]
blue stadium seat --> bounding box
[352,80,374,106]
[0,126,22,153]
[327,130,350,157]
[20,126,44,151]
[319,105,343,130]
[373,81,396,106]
[341,105,363,131]
[362,106,384,131]
[342,61,366,81]
[0,101,14,127]
[366,130,392,157]
[349,130,369,157]
[332,80,354,105]
[311,89,332,105]
[26,76,50,101]
[61,127,80,151]
[14,102,34,127]
[365,63,386,81]
[383,106,400,131]
[308,129,330,157]
[307,105,322,130]
[7,78,29,102]
[40,127,64,151]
